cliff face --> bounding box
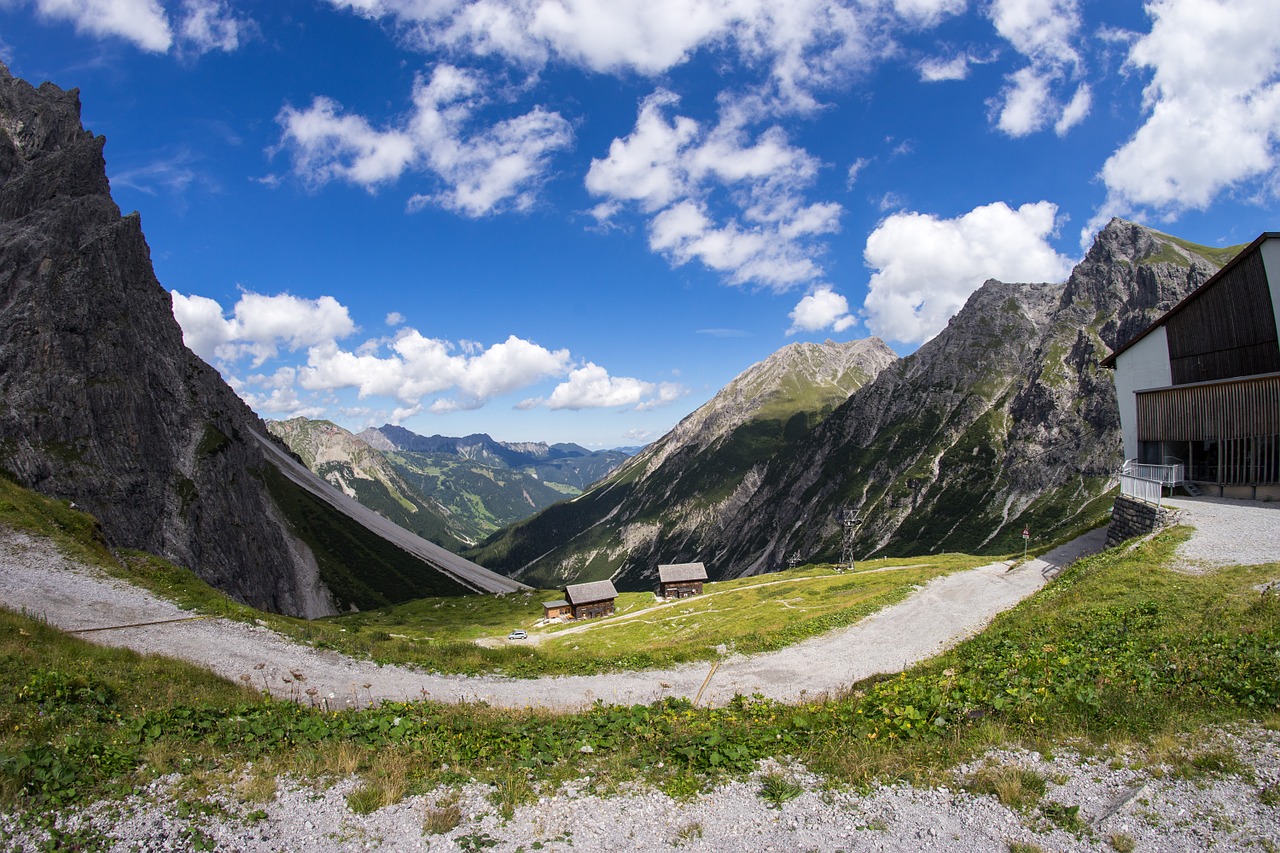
[468,337,899,589]
[0,66,338,616]
[708,220,1232,573]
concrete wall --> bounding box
[1113,326,1172,461]
[1105,494,1180,549]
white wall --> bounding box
[1259,236,1280,346]
[1113,326,1172,461]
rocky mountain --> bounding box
[473,222,1237,589]
[467,337,898,589]
[0,65,522,615]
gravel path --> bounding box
[0,526,1105,710]
[3,497,1278,852]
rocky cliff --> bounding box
[473,222,1235,586]
[709,220,1236,573]
[468,337,898,588]
[0,65,513,614]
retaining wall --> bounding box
[1105,494,1180,548]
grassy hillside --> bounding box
[1,478,1276,824]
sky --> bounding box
[2,0,1279,448]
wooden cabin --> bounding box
[1104,231,1280,500]
[563,580,618,619]
[657,562,708,599]
[542,599,572,620]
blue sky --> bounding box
[3,0,1278,448]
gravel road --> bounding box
[3,496,1278,852]
[0,525,1105,711]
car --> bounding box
[508,629,528,640]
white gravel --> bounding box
[2,496,1278,851]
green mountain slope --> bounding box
[467,338,899,589]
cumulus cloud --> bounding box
[178,0,251,54]
[587,91,840,289]
[861,201,1074,344]
[537,363,684,411]
[788,285,857,335]
[918,53,974,82]
[170,287,678,416]
[987,0,1089,137]
[31,0,173,51]
[324,0,898,111]
[1092,0,1280,235]
[276,64,573,217]
[172,290,356,367]
[25,0,251,54]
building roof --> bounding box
[658,562,708,583]
[542,599,569,608]
[564,580,618,605]
[1102,231,1280,369]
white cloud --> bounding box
[918,53,973,82]
[1093,0,1280,232]
[1053,82,1091,135]
[32,0,173,51]
[276,64,573,217]
[587,91,840,289]
[171,290,357,367]
[385,311,405,326]
[987,0,1088,137]
[324,0,899,112]
[178,0,249,54]
[861,201,1073,344]
[540,363,684,410]
[788,285,857,335]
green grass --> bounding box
[1,473,1277,824]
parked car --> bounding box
[508,629,528,640]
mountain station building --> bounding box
[1103,231,1280,500]
[657,562,708,599]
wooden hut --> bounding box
[542,599,572,620]
[563,580,618,619]
[658,562,708,599]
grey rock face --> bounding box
[708,219,1227,572]
[0,65,336,615]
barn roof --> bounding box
[658,562,708,583]
[542,599,569,609]
[564,580,617,605]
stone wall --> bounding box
[1106,494,1180,548]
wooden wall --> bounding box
[1165,249,1280,384]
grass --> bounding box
[1,474,1278,827]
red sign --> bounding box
[1022,527,1030,539]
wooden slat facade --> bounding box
[1165,249,1280,384]
[1136,373,1280,485]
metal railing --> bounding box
[1119,473,1165,506]
[1121,461,1184,485]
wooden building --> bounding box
[542,599,572,620]
[1104,231,1280,499]
[657,562,708,599]
[563,580,618,619]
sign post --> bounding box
[1022,526,1030,561]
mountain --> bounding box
[358,425,633,542]
[266,419,468,552]
[473,222,1238,589]
[0,65,523,615]
[467,337,898,589]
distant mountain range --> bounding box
[267,420,634,548]
[471,221,1240,591]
